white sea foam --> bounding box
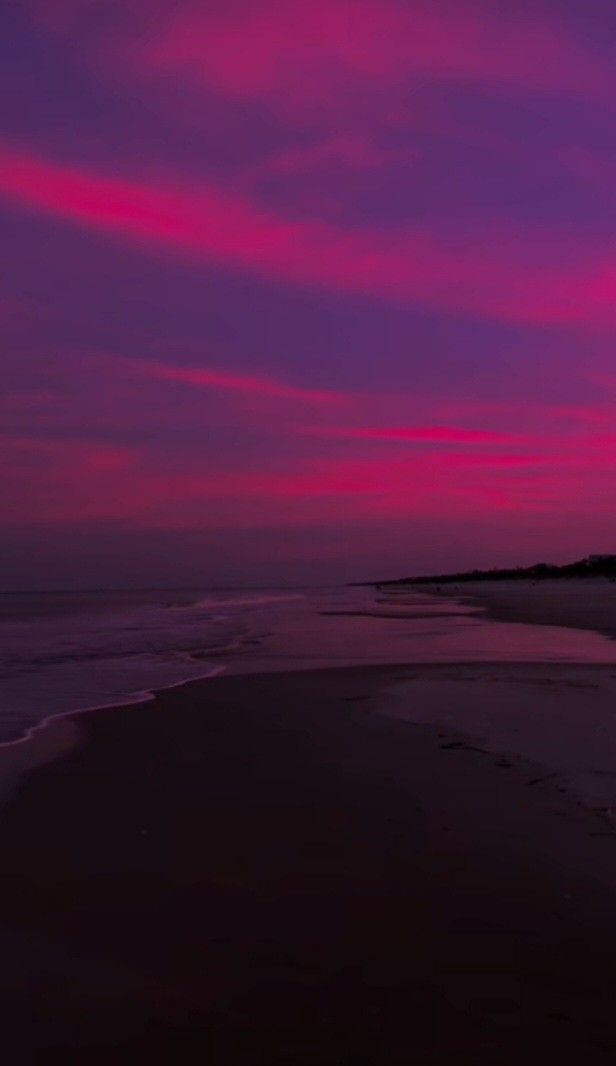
[191,593,306,610]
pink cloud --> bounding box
[119,355,340,404]
[2,436,136,472]
[81,349,341,407]
[559,146,616,197]
[312,425,523,445]
[454,401,616,435]
[4,428,616,532]
[1,141,615,326]
[30,1,611,111]
[0,389,62,414]
[128,1,609,113]
[252,134,417,179]
[0,436,143,523]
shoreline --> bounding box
[0,662,227,755]
[4,578,616,764]
[0,664,226,805]
[3,654,616,798]
[2,664,616,1057]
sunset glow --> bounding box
[1,0,615,585]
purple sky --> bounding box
[1,0,616,587]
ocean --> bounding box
[2,583,616,746]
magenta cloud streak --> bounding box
[0,141,614,326]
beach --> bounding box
[4,0,615,1057]
[416,578,616,639]
[2,603,616,1059]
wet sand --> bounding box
[416,578,616,639]
[1,665,616,1061]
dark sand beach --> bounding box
[2,651,616,1061]
[418,578,616,640]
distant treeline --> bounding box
[377,556,616,586]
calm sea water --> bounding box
[1,584,616,745]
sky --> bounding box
[1,0,616,588]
